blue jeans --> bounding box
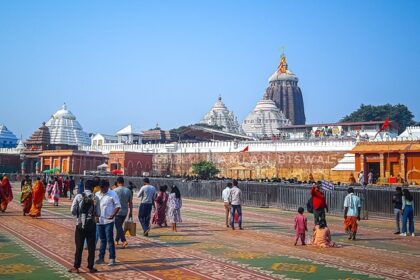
[402,205,415,234]
[115,215,127,242]
[138,203,153,233]
[230,205,242,228]
[394,208,401,232]
[98,222,115,260]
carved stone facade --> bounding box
[241,96,291,138]
[200,96,242,134]
[264,54,306,125]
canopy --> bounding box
[43,167,61,174]
[97,163,108,169]
[111,169,123,175]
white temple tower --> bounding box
[200,96,242,134]
[241,95,291,138]
[45,103,90,146]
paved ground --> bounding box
[0,184,419,280]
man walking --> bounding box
[69,176,75,200]
[344,187,361,240]
[95,180,121,266]
[114,177,133,248]
[68,180,98,273]
[311,182,328,226]
[137,178,156,236]
[392,186,403,234]
[222,182,232,227]
[229,180,243,230]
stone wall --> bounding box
[152,151,350,182]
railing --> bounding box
[10,174,420,219]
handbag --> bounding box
[124,218,137,236]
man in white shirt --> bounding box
[95,180,121,266]
[137,178,156,236]
[344,187,361,241]
[222,182,232,228]
[228,180,243,230]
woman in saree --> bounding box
[0,176,13,212]
[29,177,46,218]
[20,179,33,215]
[152,185,169,227]
[51,177,60,206]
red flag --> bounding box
[240,146,249,152]
[373,117,389,139]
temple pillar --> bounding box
[379,153,385,179]
[400,153,406,182]
[360,154,365,173]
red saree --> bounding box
[152,191,168,226]
[0,177,13,212]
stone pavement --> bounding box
[0,185,419,280]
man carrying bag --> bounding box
[68,180,98,274]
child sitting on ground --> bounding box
[311,220,339,248]
[294,207,308,245]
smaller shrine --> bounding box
[241,95,291,138]
[200,96,242,134]
[0,124,18,148]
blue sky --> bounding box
[1,0,419,138]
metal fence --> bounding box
[8,173,420,218]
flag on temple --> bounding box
[321,180,334,191]
[373,117,390,139]
[240,146,249,152]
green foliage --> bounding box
[191,160,220,179]
[341,104,415,133]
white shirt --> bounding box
[229,186,242,206]
[344,193,361,217]
[222,187,231,203]
[95,189,121,225]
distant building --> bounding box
[142,126,176,144]
[45,103,90,146]
[264,53,306,125]
[242,96,291,138]
[278,121,399,140]
[116,125,142,144]
[38,149,106,174]
[91,133,118,146]
[200,96,242,134]
[108,151,153,176]
[0,124,18,148]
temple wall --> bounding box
[152,151,350,182]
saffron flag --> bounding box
[373,117,390,139]
[240,146,249,152]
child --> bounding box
[294,207,307,245]
[311,220,338,248]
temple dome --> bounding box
[45,104,90,146]
[0,124,18,148]
[200,96,243,134]
[241,96,291,138]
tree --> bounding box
[191,160,220,179]
[341,104,416,133]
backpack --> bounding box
[78,192,95,229]
[306,197,314,213]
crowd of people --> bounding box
[0,174,417,274]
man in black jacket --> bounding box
[392,186,403,234]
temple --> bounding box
[0,124,18,148]
[241,95,291,138]
[200,96,242,134]
[45,103,90,146]
[264,54,306,125]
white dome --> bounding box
[200,96,243,134]
[241,97,290,138]
[268,71,298,83]
[45,103,90,146]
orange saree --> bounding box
[29,180,46,218]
